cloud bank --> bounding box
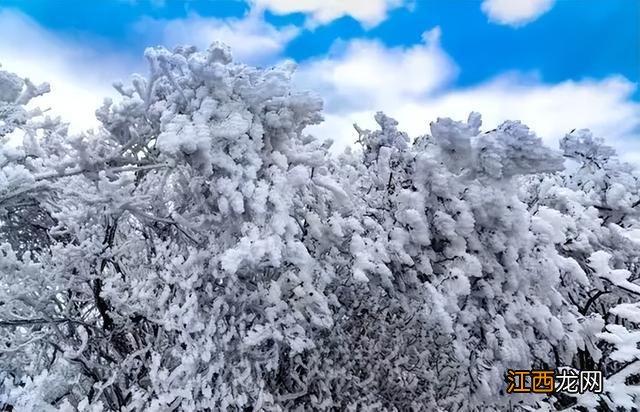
[1,7,638,165]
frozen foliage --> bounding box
[1,44,640,411]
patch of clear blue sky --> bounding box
[2,0,638,99]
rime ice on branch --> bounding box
[1,43,639,411]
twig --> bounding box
[34,163,169,181]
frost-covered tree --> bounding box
[520,131,640,410]
[331,112,591,410]
[1,43,343,411]
[1,43,639,411]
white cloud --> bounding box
[297,34,640,164]
[481,0,555,27]
[251,0,404,28]
[0,9,135,133]
[134,11,299,65]
[295,27,456,112]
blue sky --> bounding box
[1,0,639,161]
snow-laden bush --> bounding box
[1,44,639,411]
